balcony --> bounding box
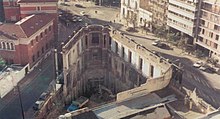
[167,20,194,37]
[169,0,197,11]
[195,39,219,53]
[202,5,220,15]
[168,4,196,19]
[168,12,195,27]
[201,11,220,24]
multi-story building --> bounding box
[61,25,173,103]
[196,0,220,60]
[138,0,153,27]
[167,0,200,41]
[120,0,139,27]
[120,0,167,28]
[149,0,168,26]
[17,0,58,19]
[0,14,55,69]
[2,0,20,22]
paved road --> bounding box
[0,54,55,119]
[122,32,220,108]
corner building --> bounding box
[196,0,220,61]
[61,25,173,103]
[0,14,55,69]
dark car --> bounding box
[199,65,216,73]
[126,27,137,32]
[75,4,85,8]
[153,42,171,50]
[33,101,45,111]
[39,92,49,101]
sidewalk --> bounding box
[113,19,201,63]
[0,54,53,112]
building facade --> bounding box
[61,25,173,103]
[0,14,55,68]
[196,0,220,60]
[17,0,58,19]
[167,0,200,39]
[2,0,20,22]
[120,0,139,27]
[138,0,153,27]
[149,0,168,26]
[120,0,167,28]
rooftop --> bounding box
[0,14,54,39]
[93,93,174,119]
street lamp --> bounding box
[8,69,25,119]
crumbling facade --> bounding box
[62,25,173,103]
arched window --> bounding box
[10,43,14,50]
[0,42,2,49]
[6,42,10,50]
[2,42,6,49]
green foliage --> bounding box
[168,32,181,42]
[193,50,206,58]
[177,37,188,50]
[154,25,167,39]
[0,57,6,70]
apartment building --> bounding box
[120,0,167,27]
[196,0,220,60]
[167,0,200,40]
[0,14,55,68]
[120,0,139,27]
[138,0,153,27]
[149,0,168,26]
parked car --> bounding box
[66,96,89,112]
[152,40,161,46]
[126,27,136,32]
[39,92,49,101]
[60,3,70,6]
[75,4,84,8]
[199,65,216,73]
[33,100,45,111]
[80,11,85,16]
[193,61,203,68]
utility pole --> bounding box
[17,85,25,119]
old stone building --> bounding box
[61,25,173,103]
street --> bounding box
[0,54,55,119]
[60,1,220,108]
[0,1,219,119]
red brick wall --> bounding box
[3,1,20,22]
[26,25,55,67]
[4,6,20,22]
[0,49,16,64]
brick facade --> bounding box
[0,14,55,68]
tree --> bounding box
[125,12,137,29]
[154,25,167,40]
[177,37,188,51]
[0,57,6,69]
